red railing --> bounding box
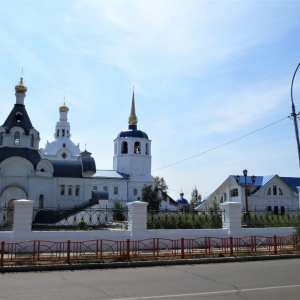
[1,235,299,266]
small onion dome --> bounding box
[15,77,27,94]
[59,103,69,113]
[176,192,189,205]
[128,112,138,126]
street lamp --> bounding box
[236,169,256,226]
[290,62,300,166]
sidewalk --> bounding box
[1,254,300,273]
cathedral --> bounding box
[0,77,154,210]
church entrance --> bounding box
[0,186,27,227]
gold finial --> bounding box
[15,77,27,94]
[59,102,69,113]
[128,88,138,125]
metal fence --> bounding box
[1,234,299,266]
[31,206,129,231]
[147,208,224,229]
[1,205,300,231]
[0,206,13,231]
[242,208,300,228]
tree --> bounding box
[141,184,161,210]
[190,186,202,208]
[154,176,168,192]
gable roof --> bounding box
[281,177,300,194]
[229,175,275,187]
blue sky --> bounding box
[0,0,300,200]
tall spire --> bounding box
[128,87,138,129]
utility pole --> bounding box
[291,62,300,166]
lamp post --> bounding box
[291,62,300,166]
[236,169,256,227]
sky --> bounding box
[0,0,300,201]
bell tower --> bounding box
[113,90,154,200]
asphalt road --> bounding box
[1,259,300,300]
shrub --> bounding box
[78,220,88,230]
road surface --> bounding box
[0,259,300,299]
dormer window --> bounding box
[14,131,20,146]
[15,112,22,122]
[231,188,238,197]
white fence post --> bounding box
[127,201,148,237]
[220,202,242,235]
[12,199,34,240]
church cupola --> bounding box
[0,76,41,160]
[15,77,27,105]
[40,102,81,161]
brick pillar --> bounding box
[12,199,34,240]
[127,201,148,236]
[220,202,242,235]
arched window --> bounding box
[121,141,128,154]
[231,188,238,197]
[273,185,277,195]
[62,129,65,137]
[60,185,65,196]
[220,193,227,203]
[57,129,59,137]
[114,187,118,195]
[267,185,283,196]
[68,185,72,196]
[14,131,20,146]
[39,194,44,208]
[75,185,80,197]
[145,143,148,155]
[134,142,140,154]
[30,134,34,147]
[0,132,3,145]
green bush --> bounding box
[78,220,88,230]
[113,201,127,221]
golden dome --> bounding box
[59,103,69,113]
[15,77,27,94]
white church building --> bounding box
[0,77,154,211]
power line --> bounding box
[151,116,289,173]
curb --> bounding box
[1,254,300,273]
